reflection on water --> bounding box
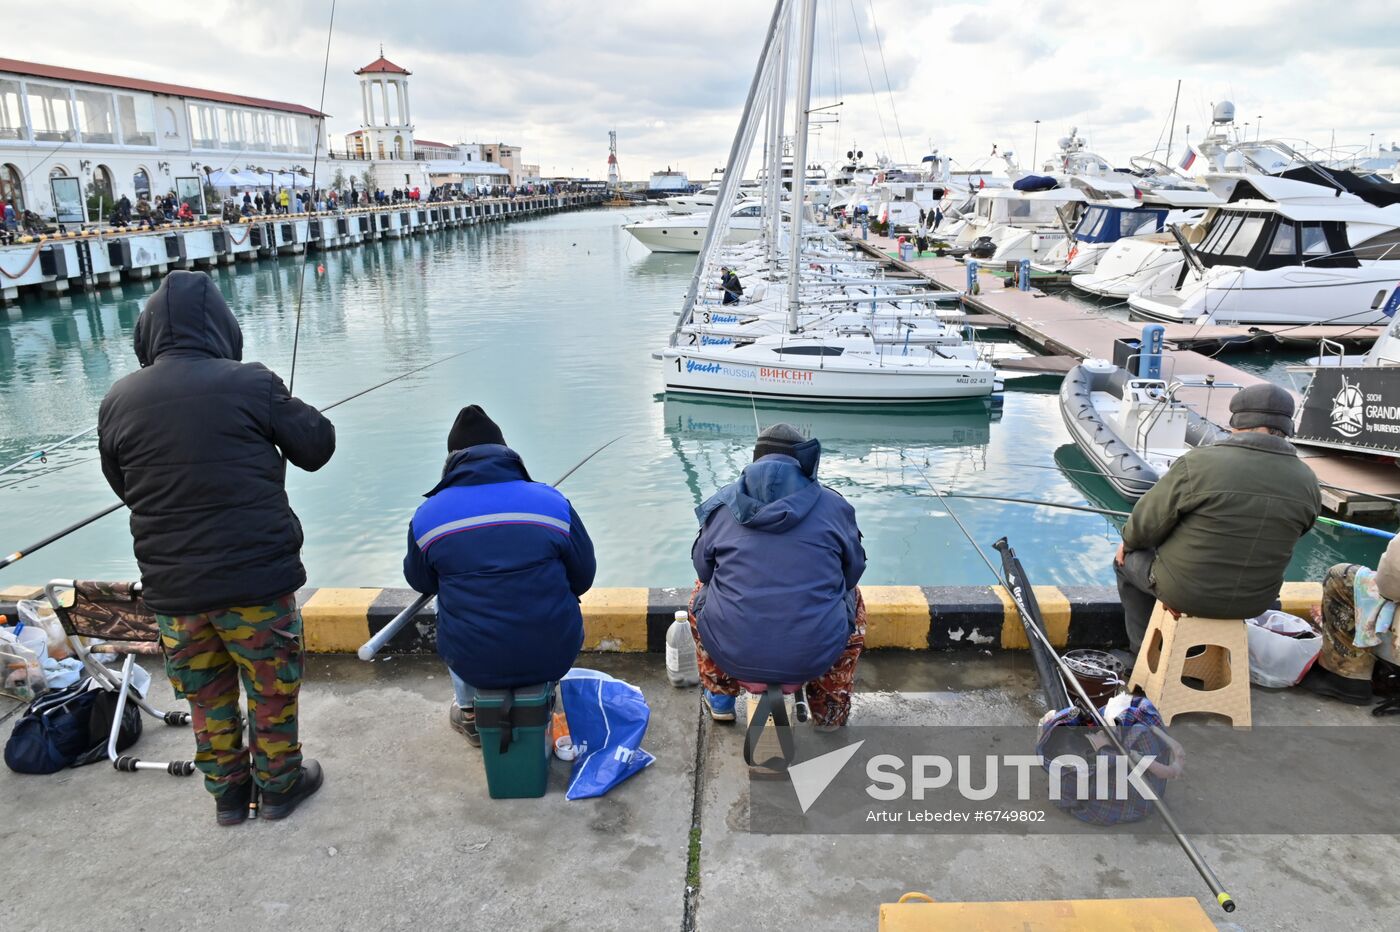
[0,210,1387,590]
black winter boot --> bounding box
[259,761,324,821]
[1298,665,1373,706]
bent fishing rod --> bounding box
[358,433,627,661]
[908,462,1238,914]
[938,491,1396,540]
[0,349,471,572]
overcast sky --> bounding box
[20,0,1400,180]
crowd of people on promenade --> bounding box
[1,180,593,243]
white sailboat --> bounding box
[657,0,997,405]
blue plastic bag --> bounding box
[559,668,656,800]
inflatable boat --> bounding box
[1059,359,1228,499]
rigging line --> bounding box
[846,0,890,157]
[287,0,337,395]
[864,0,908,165]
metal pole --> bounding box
[671,0,790,345]
[765,6,790,273]
[784,0,819,334]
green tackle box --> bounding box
[474,683,555,799]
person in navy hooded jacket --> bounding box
[688,423,867,728]
[404,406,596,746]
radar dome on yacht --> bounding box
[1212,101,1236,124]
[1223,150,1246,171]
[1057,136,1072,149]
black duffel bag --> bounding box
[4,678,142,774]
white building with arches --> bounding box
[0,57,327,221]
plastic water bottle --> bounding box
[665,610,701,687]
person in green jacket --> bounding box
[1114,383,1321,658]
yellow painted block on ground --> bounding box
[878,896,1215,931]
[861,586,930,649]
[580,587,648,652]
[996,586,1071,650]
[1278,581,1323,620]
[301,588,378,653]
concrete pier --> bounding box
[0,193,603,306]
[0,652,1392,930]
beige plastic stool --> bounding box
[1126,605,1252,726]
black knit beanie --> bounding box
[447,405,505,453]
[753,423,806,461]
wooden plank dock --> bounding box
[846,231,1400,516]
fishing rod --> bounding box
[1006,460,1400,508]
[908,462,1238,914]
[357,434,626,661]
[0,349,471,572]
[286,0,337,396]
[0,425,99,477]
[941,490,1397,540]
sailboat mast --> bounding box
[671,0,790,346]
[784,0,819,334]
[1166,78,1181,159]
[765,11,790,273]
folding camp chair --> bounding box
[43,580,195,776]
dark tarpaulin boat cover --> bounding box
[1013,174,1059,192]
[1277,164,1400,208]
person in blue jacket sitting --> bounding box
[403,406,596,747]
[688,423,867,728]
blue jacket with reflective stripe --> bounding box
[404,445,596,689]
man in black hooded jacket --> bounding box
[98,270,335,826]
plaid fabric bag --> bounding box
[1036,696,1170,825]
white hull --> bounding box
[625,221,763,253]
[1128,266,1400,326]
[660,346,995,404]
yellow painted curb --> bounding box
[996,586,1071,649]
[301,587,379,652]
[861,586,931,649]
[580,587,648,652]
[1277,581,1323,620]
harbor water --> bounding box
[0,207,1386,590]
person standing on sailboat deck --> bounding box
[720,267,743,305]
[688,424,867,728]
[1113,383,1320,665]
[402,406,597,749]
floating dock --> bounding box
[848,231,1400,517]
[0,193,604,306]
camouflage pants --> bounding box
[1317,564,1375,681]
[688,582,867,727]
[157,594,303,797]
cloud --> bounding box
[950,13,998,43]
[10,0,1400,179]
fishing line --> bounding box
[287,0,338,395]
[0,348,470,571]
[905,459,1237,914]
